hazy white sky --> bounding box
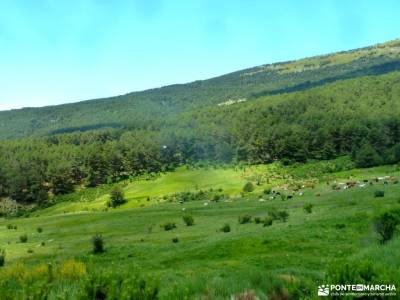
[0,0,399,111]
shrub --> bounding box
[161,222,176,231]
[0,249,5,267]
[108,186,127,208]
[374,209,400,243]
[254,217,262,224]
[278,210,289,222]
[262,216,273,227]
[220,224,231,233]
[172,237,179,243]
[212,194,221,202]
[243,182,255,193]
[267,209,279,221]
[37,227,43,233]
[238,215,252,224]
[6,224,13,230]
[374,190,385,198]
[182,215,194,226]
[263,188,272,195]
[92,234,104,254]
[27,249,34,254]
[19,234,28,243]
[335,223,346,229]
[303,203,313,214]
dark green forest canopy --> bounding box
[1,39,400,140]
[1,70,400,204]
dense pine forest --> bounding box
[1,68,400,205]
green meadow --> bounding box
[1,159,400,299]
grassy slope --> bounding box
[0,161,399,298]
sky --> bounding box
[0,0,399,111]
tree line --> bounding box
[1,72,400,204]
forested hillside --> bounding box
[1,70,400,204]
[1,39,400,139]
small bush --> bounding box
[92,234,104,254]
[335,223,346,229]
[238,215,252,224]
[6,224,13,230]
[263,188,272,195]
[0,249,5,267]
[212,194,221,202]
[182,215,194,226]
[108,186,127,208]
[374,190,385,198]
[220,224,231,233]
[303,203,313,214]
[262,216,273,227]
[278,210,289,222]
[172,237,179,243]
[161,222,176,231]
[267,209,279,220]
[254,217,262,224]
[375,208,400,243]
[27,249,34,254]
[37,227,43,233]
[19,234,28,243]
[243,182,255,193]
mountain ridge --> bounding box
[1,38,400,139]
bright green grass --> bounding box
[38,165,272,216]
[1,161,400,299]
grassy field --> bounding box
[1,159,400,299]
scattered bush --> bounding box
[243,182,255,193]
[374,190,385,198]
[335,223,346,229]
[6,224,13,230]
[263,188,272,195]
[278,210,289,222]
[220,224,231,233]
[37,227,43,233]
[0,249,5,267]
[92,234,104,254]
[182,215,194,226]
[19,234,28,243]
[238,215,252,224]
[254,217,262,224]
[27,249,34,254]
[161,222,176,231]
[212,194,221,202]
[303,203,313,214]
[172,237,179,243]
[107,186,127,208]
[374,208,400,243]
[262,216,273,227]
[267,209,279,221]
